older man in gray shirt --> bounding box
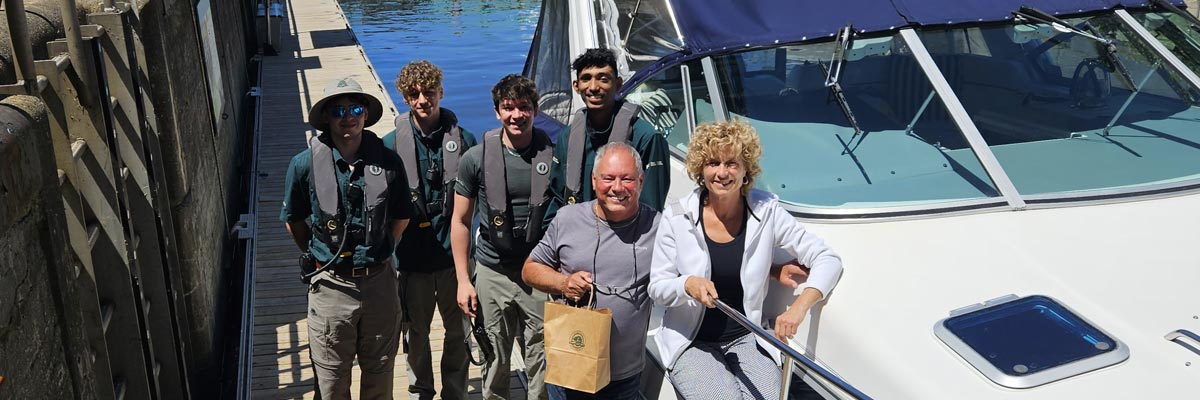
[522,142,659,400]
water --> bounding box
[339,0,542,136]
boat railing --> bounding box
[713,300,873,400]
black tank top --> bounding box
[694,199,751,343]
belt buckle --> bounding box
[351,266,369,277]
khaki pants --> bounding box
[399,267,468,400]
[476,263,547,400]
[308,267,401,400]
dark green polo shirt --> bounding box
[381,114,477,272]
[280,131,413,267]
[549,107,670,213]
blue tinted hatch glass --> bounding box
[943,295,1116,376]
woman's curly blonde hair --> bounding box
[685,119,762,196]
[395,60,442,98]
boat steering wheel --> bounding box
[1070,58,1112,109]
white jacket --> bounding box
[649,188,843,369]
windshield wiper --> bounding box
[822,25,863,141]
[1150,0,1200,34]
[1103,61,1160,136]
[1015,6,1136,90]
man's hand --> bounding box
[771,259,810,289]
[684,276,719,308]
[457,280,478,318]
[561,271,593,302]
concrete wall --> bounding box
[0,0,257,397]
[133,0,255,393]
[0,97,73,399]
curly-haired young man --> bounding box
[383,60,479,400]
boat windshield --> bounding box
[918,12,1200,199]
[1133,11,1200,84]
[592,0,684,74]
[704,34,1005,210]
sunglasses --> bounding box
[328,104,366,119]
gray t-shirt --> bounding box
[529,201,660,380]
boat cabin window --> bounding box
[626,59,713,151]
[703,35,1005,209]
[525,0,573,124]
[919,13,1200,197]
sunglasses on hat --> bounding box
[328,104,366,119]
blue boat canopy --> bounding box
[622,0,1185,93]
[668,0,1182,56]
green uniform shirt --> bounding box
[280,132,413,266]
[382,115,478,272]
[454,132,555,268]
[549,111,670,212]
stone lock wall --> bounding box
[0,0,256,398]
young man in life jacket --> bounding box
[281,76,413,399]
[450,74,555,400]
[383,61,478,400]
[549,48,669,212]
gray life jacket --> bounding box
[393,108,464,225]
[309,135,393,265]
[482,127,553,252]
[563,100,641,204]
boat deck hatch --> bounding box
[934,295,1129,389]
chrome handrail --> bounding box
[713,300,872,400]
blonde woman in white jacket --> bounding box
[649,120,843,400]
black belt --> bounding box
[320,260,388,278]
[481,259,525,272]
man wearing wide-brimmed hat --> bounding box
[281,76,413,400]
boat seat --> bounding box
[625,87,682,136]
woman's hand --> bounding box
[684,276,719,308]
[774,287,823,341]
[774,305,808,341]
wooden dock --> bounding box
[250,0,525,398]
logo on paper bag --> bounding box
[570,331,585,350]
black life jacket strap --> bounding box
[310,135,340,219]
[309,135,347,259]
[482,129,512,249]
[361,161,390,245]
[440,110,464,217]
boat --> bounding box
[523,0,1200,398]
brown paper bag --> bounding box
[543,299,612,393]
